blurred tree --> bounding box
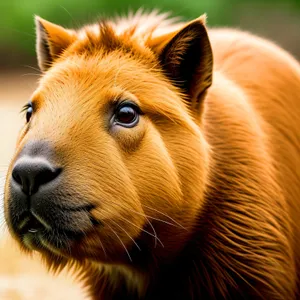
[0,0,299,66]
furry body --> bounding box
[4,11,300,299]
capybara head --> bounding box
[4,14,212,270]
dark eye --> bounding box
[22,102,33,123]
[26,106,33,123]
[114,103,140,127]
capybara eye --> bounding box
[21,102,33,123]
[114,103,140,127]
[26,107,33,123]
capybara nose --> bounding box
[12,157,61,196]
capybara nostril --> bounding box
[11,157,61,196]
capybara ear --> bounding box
[35,16,75,71]
[149,15,213,108]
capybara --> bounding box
[4,11,300,299]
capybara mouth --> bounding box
[10,205,98,254]
[18,213,45,235]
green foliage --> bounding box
[0,0,299,56]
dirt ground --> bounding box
[0,71,88,300]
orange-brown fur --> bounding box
[4,11,300,299]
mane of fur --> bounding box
[77,9,183,43]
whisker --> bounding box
[118,214,164,248]
[110,200,158,248]
[120,204,183,229]
[142,204,187,230]
[110,218,141,251]
[21,73,41,77]
[22,65,42,73]
[100,199,166,248]
[99,238,107,258]
[106,199,186,230]
[145,217,157,248]
[147,216,181,228]
[58,5,80,28]
[107,223,132,262]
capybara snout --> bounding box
[12,143,62,197]
[7,140,95,253]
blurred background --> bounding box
[1,0,300,69]
[0,0,300,299]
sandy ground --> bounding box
[0,71,88,300]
